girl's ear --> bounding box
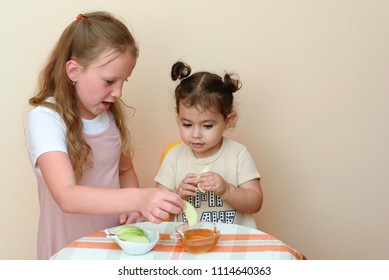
[65,60,81,83]
[226,111,237,129]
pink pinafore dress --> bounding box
[36,114,122,259]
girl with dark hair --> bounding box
[155,61,263,228]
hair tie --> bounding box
[76,14,84,22]
[182,69,189,77]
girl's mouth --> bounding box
[191,142,204,149]
[102,101,111,110]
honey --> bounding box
[180,228,220,254]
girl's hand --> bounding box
[119,211,144,225]
[138,188,184,224]
[176,173,199,199]
[198,171,229,198]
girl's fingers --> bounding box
[119,213,127,224]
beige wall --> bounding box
[1,0,388,259]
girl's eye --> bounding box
[203,124,214,129]
[182,123,192,128]
[106,80,114,85]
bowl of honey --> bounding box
[172,221,220,254]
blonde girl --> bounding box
[26,12,183,259]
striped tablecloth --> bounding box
[52,222,304,260]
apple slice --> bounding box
[115,225,146,236]
[119,234,150,243]
[183,200,198,227]
[197,165,210,193]
[115,225,150,243]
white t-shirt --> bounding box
[26,97,110,173]
[154,137,261,228]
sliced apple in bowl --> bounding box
[116,226,150,243]
[105,224,159,255]
[115,225,148,239]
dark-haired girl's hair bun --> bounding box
[223,73,242,94]
[171,61,191,81]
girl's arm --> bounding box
[198,172,263,214]
[37,151,184,223]
[156,183,170,191]
[118,150,139,189]
[118,150,143,224]
[221,179,263,214]
[119,150,144,225]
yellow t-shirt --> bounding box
[154,137,260,228]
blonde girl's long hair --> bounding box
[29,11,139,181]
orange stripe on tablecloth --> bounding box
[67,241,181,252]
[66,241,184,259]
[86,231,106,238]
[67,241,121,250]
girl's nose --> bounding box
[111,87,122,98]
[192,127,202,138]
